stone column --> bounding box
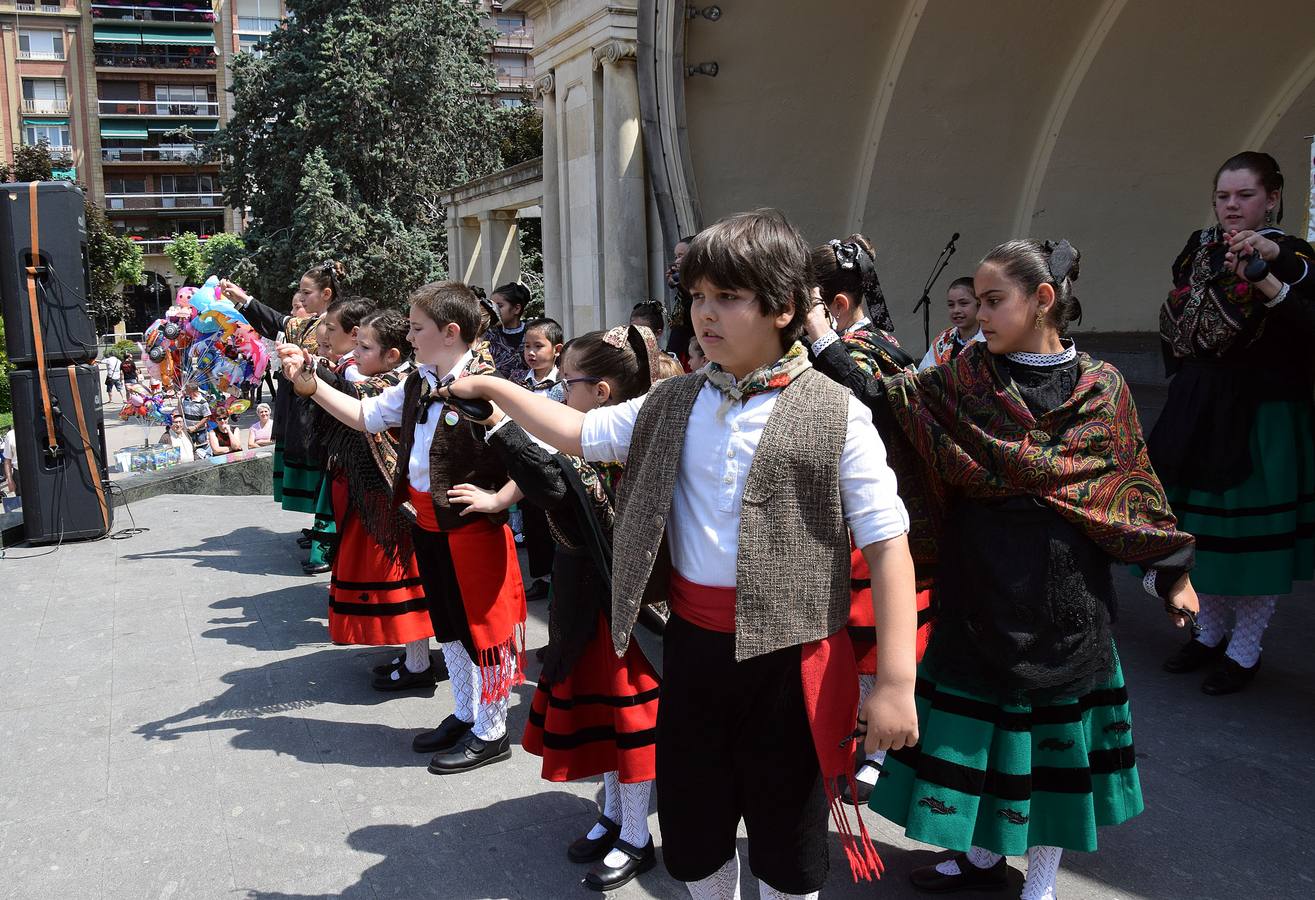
[535,72,564,326]
[478,210,521,291]
[454,215,482,286]
[594,39,647,329]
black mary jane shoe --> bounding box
[525,579,552,603]
[371,663,438,693]
[1163,637,1228,674]
[302,561,331,575]
[1201,656,1261,696]
[296,536,312,549]
[583,838,656,892]
[839,773,875,807]
[412,714,474,754]
[567,815,622,863]
[427,732,511,774]
[371,652,405,676]
[909,854,1009,894]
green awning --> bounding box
[93,26,144,44]
[139,29,215,47]
[23,118,68,126]
[100,122,148,140]
[148,120,219,133]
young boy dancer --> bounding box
[442,209,920,898]
[280,282,527,773]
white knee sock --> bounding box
[588,772,621,839]
[404,639,430,674]
[1225,595,1278,668]
[935,846,1003,876]
[856,748,886,786]
[685,854,740,900]
[600,779,653,866]
[758,881,818,900]
[1195,593,1232,648]
[1021,845,1063,900]
[440,641,476,723]
[471,659,511,741]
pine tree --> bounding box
[217,0,505,306]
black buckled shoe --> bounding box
[567,815,622,863]
[583,838,656,892]
[371,662,438,693]
[909,854,1008,893]
[372,652,405,676]
[525,579,552,603]
[412,714,473,754]
[839,773,875,807]
[1163,637,1228,674]
[427,732,512,774]
[1201,656,1261,696]
[302,561,331,575]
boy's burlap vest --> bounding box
[611,368,852,661]
[394,372,509,531]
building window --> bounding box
[236,0,281,33]
[160,174,217,195]
[23,124,71,149]
[108,177,148,195]
[21,78,69,115]
[18,29,64,60]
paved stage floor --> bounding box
[2,494,1313,899]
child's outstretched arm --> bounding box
[443,374,585,455]
[277,344,368,432]
[860,533,920,752]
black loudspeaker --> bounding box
[0,181,94,365]
[10,364,111,544]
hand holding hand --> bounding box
[860,680,919,755]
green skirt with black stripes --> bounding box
[1165,399,1315,596]
[272,439,325,515]
[868,642,1142,855]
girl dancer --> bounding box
[222,262,343,574]
[280,282,526,771]
[306,308,438,691]
[1153,151,1315,694]
[486,282,533,382]
[918,277,985,370]
[808,238,1199,900]
[441,209,919,899]
[467,325,664,891]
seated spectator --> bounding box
[208,415,245,457]
[249,403,275,447]
[161,416,196,463]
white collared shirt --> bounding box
[580,380,909,587]
[361,350,473,492]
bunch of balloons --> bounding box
[119,385,169,425]
[141,276,271,395]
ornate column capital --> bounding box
[592,39,638,70]
[534,72,555,96]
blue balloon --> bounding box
[187,276,250,327]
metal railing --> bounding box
[105,192,222,210]
[493,31,533,50]
[94,49,217,70]
[17,49,65,60]
[90,4,217,24]
[102,145,206,163]
[236,16,281,33]
[97,99,219,116]
[18,3,65,11]
[495,73,534,89]
[127,236,211,254]
[20,97,70,114]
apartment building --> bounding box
[482,1,535,105]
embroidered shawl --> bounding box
[842,327,914,377]
[880,343,1193,566]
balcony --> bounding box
[127,236,211,254]
[106,192,221,211]
[21,97,70,114]
[98,99,219,117]
[236,17,280,33]
[17,3,65,12]
[17,49,65,60]
[91,3,216,24]
[102,145,213,163]
[94,47,217,71]
[493,31,533,51]
[495,73,534,90]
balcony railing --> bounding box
[102,145,210,163]
[495,73,534,89]
[493,31,533,50]
[236,17,280,33]
[91,4,216,24]
[127,236,211,254]
[17,49,65,60]
[21,97,70,114]
[18,3,65,12]
[94,48,217,70]
[105,192,221,211]
[98,99,218,116]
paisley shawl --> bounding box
[842,327,914,378]
[881,342,1192,566]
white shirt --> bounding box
[581,379,909,587]
[361,351,472,492]
[103,356,122,380]
[917,329,986,371]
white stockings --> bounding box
[439,641,511,740]
[1196,594,1278,667]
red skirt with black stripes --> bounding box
[848,546,933,674]
[522,612,659,784]
[328,475,434,646]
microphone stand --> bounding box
[911,233,959,352]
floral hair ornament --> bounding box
[1045,239,1076,284]
[601,324,663,389]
